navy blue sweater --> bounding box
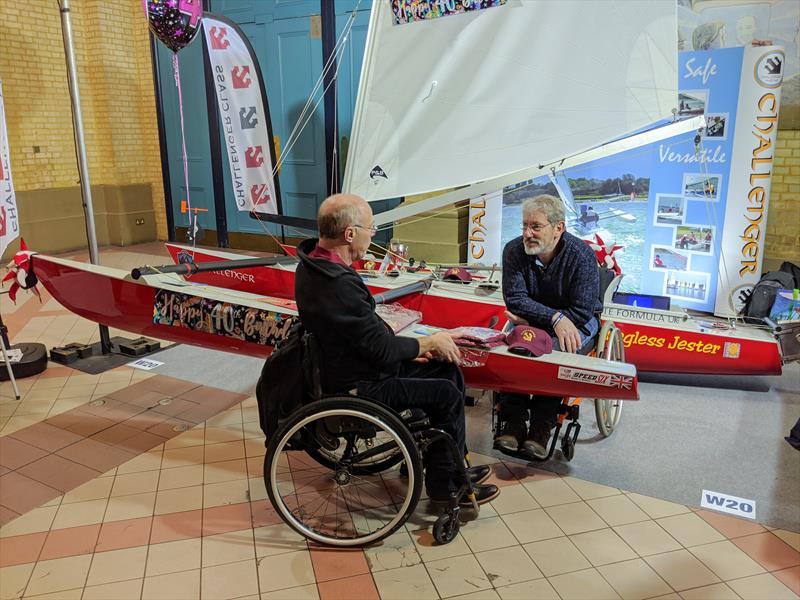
[502,232,602,333]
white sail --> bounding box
[343,0,678,202]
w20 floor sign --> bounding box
[701,489,756,520]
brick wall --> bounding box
[0,0,167,240]
[768,129,800,265]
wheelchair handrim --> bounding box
[268,408,418,546]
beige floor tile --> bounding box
[587,494,650,527]
[248,476,267,502]
[548,567,622,600]
[726,573,799,600]
[362,530,420,572]
[614,521,682,556]
[489,484,540,515]
[61,477,114,504]
[110,470,160,497]
[104,491,156,522]
[115,449,164,475]
[86,546,148,587]
[688,540,765,581]
[25,554,93,597]
[204,559,260,599]
[570,528,638,566]
[372,563,439,599]
[523,477,581,507]
[0,505,58,537]
[82,578,143,600]
[523,536,592,577]
[204,459,249,484]
[679,582,741,600]
[204,440,246,464]
[645,549,721,591]
[142,569,200,600]
[774,530,800,552]
[161,446,204,470]
[154,485,203,515]
[627,493,690,519]
[426,554,492,598]
[597,558,672,600]
[204,424,244,445]
[501,509,563,544]
[460,516,517,553]
[51,498,108,529]
[496,577,560,600]
[0,563,35,600]
[475,545,543,587]
[411,528,472,562]
[450,590,501,599]
[256,550,315,593]
[657,513,726,548]
[157,464,204,490]
[164,427,206,450]
[545,501,607,535]
[260,584,320,599]
[253,524,307,558]
[202,529,256,567]
[146,538,201,577]
[562,477,622,501]
[203,479,250,508]
[24,587,84,599]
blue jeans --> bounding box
[357,361,466,499]
[498,316,599,428]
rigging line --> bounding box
[272,9,358,177]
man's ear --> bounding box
[344,226,354,243]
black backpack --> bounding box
[741,262,799,324]
[255,322,309,444]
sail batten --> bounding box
[343,0,678,203]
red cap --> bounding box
[505,325,553,357]
[443,267,472,282]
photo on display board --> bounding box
[674,224,715,254]
[664,269,711,304]
[678,90,708,116]
[682,172,721,200]
[651,246,689,271]
[703,113,728,140]
[654,194,685,225]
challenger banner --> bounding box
[202,14,280,215]
[0,81,19,257]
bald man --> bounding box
[295,194,500,506]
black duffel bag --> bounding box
[740,262,799,324]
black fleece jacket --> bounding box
[295,238,420,392]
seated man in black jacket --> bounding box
[295,193,499,506]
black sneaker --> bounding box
[430,483,501,507]
[493,419,527,453]
[521,420,552,460]
[466,465,491,485]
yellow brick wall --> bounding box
[0,0,167,240]
[768,129,800,264]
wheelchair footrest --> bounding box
[399,408,430,431]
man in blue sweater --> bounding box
[495,195,602,460]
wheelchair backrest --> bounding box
[302,332,324,402]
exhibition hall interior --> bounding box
[0,1,798,599]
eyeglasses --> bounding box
[353,224,378,235]
[522,221,552,233]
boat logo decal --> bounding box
[176,250,194,265]
[754,50,784,89]
[723,342,741,359]
[153,289,297,347]
[369,165,388,180]
[557,366,632,390]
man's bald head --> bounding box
[318,193,370,240]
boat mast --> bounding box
[58,0,112,351]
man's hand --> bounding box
[418,331,461,363]
[504,310,529,326]
[553,314,582,354]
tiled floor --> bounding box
[0,244,798,600]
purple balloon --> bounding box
[144,0,203,53]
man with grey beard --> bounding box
[494,195,602,460]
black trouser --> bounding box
[357,361,466,499]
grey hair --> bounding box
[318,202,363,239]
[522,194,565,225]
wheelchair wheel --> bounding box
[594,324,625,438]
[264,396,422,547]
[304,434,403,475]
[433,511,460,545]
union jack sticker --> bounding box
[558,366,632,389]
